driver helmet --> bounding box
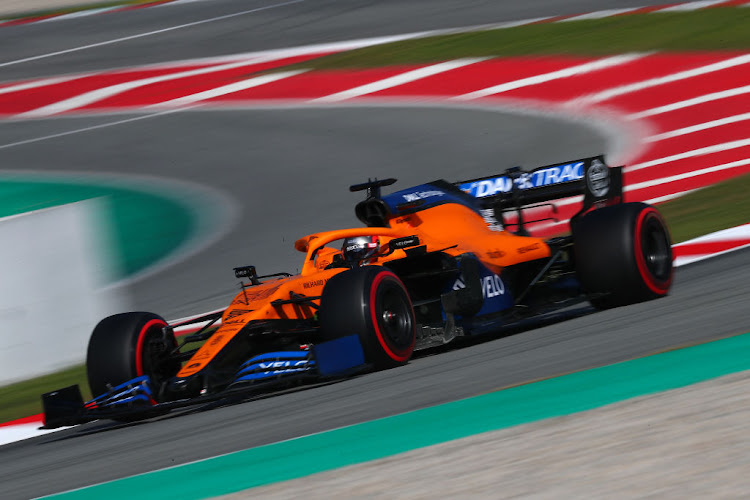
[341,235,380,264]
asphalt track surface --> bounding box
[0,106,614,317]
[1,0,746,498]
[0,0,671,318]
[4,249,750,499]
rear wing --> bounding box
[455,155,622,215]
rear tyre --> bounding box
[87,312,181,399]
[320,266,416,369]
[573,202,673,309]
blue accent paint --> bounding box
[89,375,153,403]
[475,261,514,316]
[382,182,480,216]
[459,161,584,198]
[235,367,312,382]
[107,394,152,406]
[87,375,155,408]
[236,359,316,378]
[239,350,309,370]
[443,256,514,331]
[313,335,366,376]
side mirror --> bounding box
[389,235,420,251]
[234,266,259,284]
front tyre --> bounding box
[320,266,416,369]
[87,312,181,399]
[573,202,673,309]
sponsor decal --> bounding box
[587,158,610,197]
[233,282,283,304]
[517,243,541,254]
[185,363,201,370]
[345,242,377,252]
[209,334,224,346]
[480,208,504,231]
[303,278,328,289]
[452,277,466,290]
[459,162,584,198]
[220,323,244,333]
[390,235,420,249]
[259,360,310,375]
[259,360,308,370]
[223,309,252,323]
[482,274,505,298]
[486,249,506,259]
[452,274,505,298]
[402,189,445,202]
[393,215,415,225]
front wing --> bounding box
[41,335,366,429]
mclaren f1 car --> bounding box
[42,155,673,427]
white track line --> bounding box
[312,58,488,103]
[0,110,183,151]
[37,7,119,23]
[0,0,304,69]
[626,157,750,191]
[658,0,729,11]
[452,54,645,100]
[628,84,750,119]
[674,244,750,266]
[21,58,273,117]
[0,75,84,96]
[644,113,750,142]
[0,422,67,446]
[679,223,750,243]
[575,54,750,105]
[558,8,641,21]
[626,139,750,172]
[642,188,701,204]
[151,70,308,107]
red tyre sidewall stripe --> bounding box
[135,319,167,376]
[369,271,415,362]
[634,208,673,295]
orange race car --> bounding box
[42,155,673,427]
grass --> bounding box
[301,9,750,70]
[0,335,208,423]
[0,365,89,423]
[659,174,750,244]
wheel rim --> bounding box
[640,215,672,282]
[371,276,415,360]
[380,286,414,350]
[137,322,180,387]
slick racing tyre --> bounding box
[87,312,181,400]
[320,266,416,370]
[573,202,673,309]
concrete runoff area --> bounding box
[237,369,750,499]
[0,200,126,384]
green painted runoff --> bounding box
[0,179,194,278]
